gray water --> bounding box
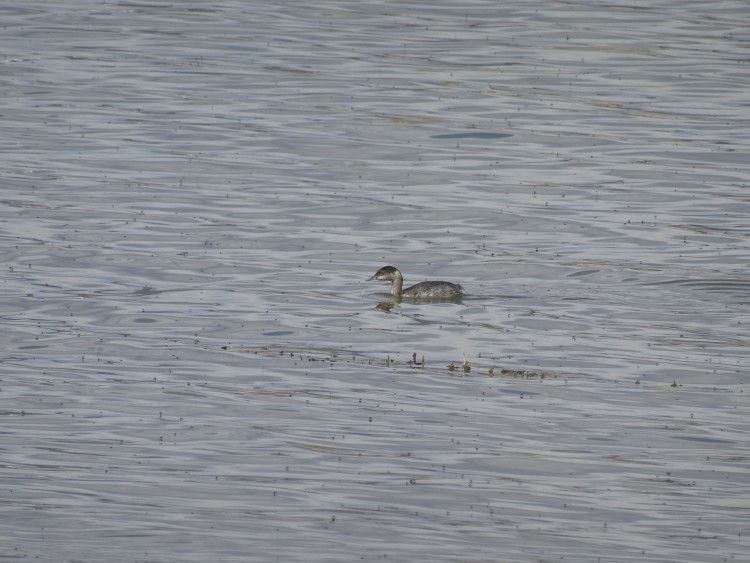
[1,1,748,561]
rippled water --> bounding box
[1,1,748,561]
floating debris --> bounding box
[222,345,567,382]
[407,352,425,368]
[499,368,544,379]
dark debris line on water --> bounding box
[218,343,688,387]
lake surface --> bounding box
[1,1,748,561]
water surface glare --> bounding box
[1,1,748,562]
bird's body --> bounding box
[368,266,463,299]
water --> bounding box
[1,1,748,561]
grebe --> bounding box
[368,266,463,299]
